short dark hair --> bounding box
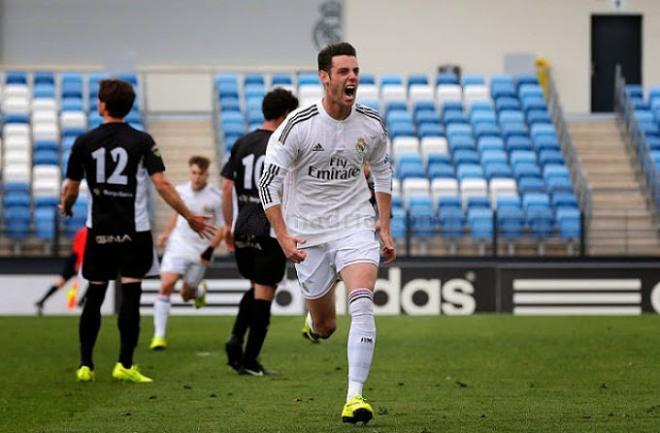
[317,42,357,73]
[189,155,210,171]
[98,79,135,118]
[262,88,299,120]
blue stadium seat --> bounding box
[453,150,480,166]
[247,110,264,125]
[5,71,27,84]
[495,195,521,210]
[498,110,525,124]
[491,83,516,100]
[410,203,436,237]
[527,110,552,126]
[33,151,59,166]
[556,208,581,241]
[384,100,407,114]
[533,136,561,152]
[427,153,451,166]
[462,74,485,86]
[497,207,525,241]
[467,208,493,240]
[466,196,490,210]
[416,110,441,126]
[471,111,497,126]
[448,135,476,152]
[478,137,505,153]
[358,73,375,85]
[510,150,537,167]
[522,97,547,114]
[435,73,459,86]
[245,84,266,100]
[381,74,403,86]
[474,123,501,140]
[62,98,84,112]
[34,84,55,98]
[539,150,564,166]
[3,208,31,240]
[495,97,521,112]
[428,163,454,179]
[360,99,380,112]
[506,136,533,152]
[438,207,465,239]
[398,162,425,180]
[456,164,484,180]
[244,73,264,86]
[542,164,570,183]
[221,111,244,124]
[408,74,428,86]
[438,196,462,211]
[387,111,413,125]
[444,111,469,125]
[526,207,554,239]
[624,84,643,98]
[513,163,542,181]
[5,113,30,124]
[271,74,293,86]
[481,150,508,165]
[3,191,30,208]
[34,71,55,85]
[547,177,573,194]
[116,72,138,85]
[35,207,57,240]
[519,84,545,99]
[34,140,58,152]
[484,163,513,180]
[552,192,579,210]
[418,124,445,138]
[518,177,546,194]
[390,123,416,139]
[501,122,529,140]
[515,74,539,90]
[413,101,436,115]
[218,82,239,98]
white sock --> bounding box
[346,289,375,401]
[154,295,171,338]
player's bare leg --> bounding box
[304,283,338,341]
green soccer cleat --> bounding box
[112,363,153,383]
[75,365,95,383]
[341,395,374,424]
[302,316,320,344]
[149,335,167,351]
[194,282,208,309]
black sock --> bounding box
[243,299,272,365]
[37,285,59,305]
[79,282,109,370]
[117,282,142,369]
[231,288,255,342]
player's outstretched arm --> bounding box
[59,179,81,217]
[150,172,216,239]
[264,205,306,263]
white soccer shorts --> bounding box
[295,230,380,300]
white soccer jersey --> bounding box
[165,182,223,258]
[259,101,392,247]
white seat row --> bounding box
[400,177,518,207]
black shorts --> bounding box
[82,230,156,281]
[60,252,78,280]
[234,237,286,287]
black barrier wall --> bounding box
[2,257,660,315]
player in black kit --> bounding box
[61,79,215,383]
[221,87,299,376]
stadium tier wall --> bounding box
[3,1,660,113]
[3,257,660,316]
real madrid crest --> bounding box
[356,137,366,152]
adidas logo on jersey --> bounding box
[312,143,325,151]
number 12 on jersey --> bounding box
[91,147,129,185]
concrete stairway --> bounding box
[569,117,660,255]
[147,118,220,237]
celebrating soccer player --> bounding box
[259,42,395,424]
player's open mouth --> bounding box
[344,85,356,98]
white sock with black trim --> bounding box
[346,288,376,401]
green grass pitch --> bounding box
[1,315,660,432]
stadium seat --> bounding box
[497,207,525,241]
[435,73,459,86]
[467,208,493,240]
[438,206,465,239]
[556,208,581,241]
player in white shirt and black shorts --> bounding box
[221,88,299,376]
[259,42,395,424]
[61,79,215,384]
[149,156,225,350]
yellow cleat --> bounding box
[302,317,320,344]
[194,282,208,309]
[112,363,153,383]
[75,365,95,383]
[149,336,167,351]
[341,395,373,424]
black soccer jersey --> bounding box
[221,129,272,238]
[66,123,165,235]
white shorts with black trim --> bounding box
[295,230,380,300]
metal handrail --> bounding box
[546,68,593,222]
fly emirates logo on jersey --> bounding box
[307,155,361,180]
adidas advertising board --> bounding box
[4,259,660,316]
